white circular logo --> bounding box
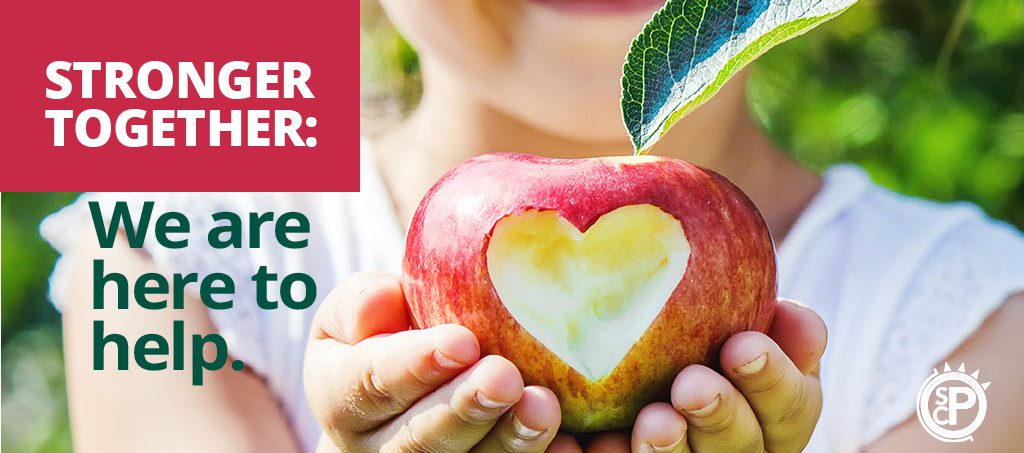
[916,362,990,443]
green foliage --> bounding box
[747,0,1024,228]
[622,0,855,152]
[360,2,422,135]
[2,193,78,452]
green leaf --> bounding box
[622,0,856,153]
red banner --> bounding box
[0,0,360,191]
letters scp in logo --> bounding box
[916,362,990,443]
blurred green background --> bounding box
[3,193,78,453]
[4,0,1024,451]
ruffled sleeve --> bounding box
[860,212,1024,443]
[780,166,1024,452]
[41,193,272,378]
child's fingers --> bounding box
[767,299,827,374]
[310,271,409,344]
[547,434,583,453]
[372,355,525,452]
[471,386,562,452]
[720,331,823,452]
[305,324,480,436]
[671,365,765,453]
[631,402,690,453]
[585,432,630,452]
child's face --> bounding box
[380,0,663,145]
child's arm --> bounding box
[865,293,1024,452]
[61,235,301,452]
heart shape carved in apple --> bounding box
[486,204,690,381]
[404,153,776,432]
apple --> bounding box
[402,153,777,432]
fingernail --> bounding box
[476,391,513,410]
[647,436,679,450]
[684,394,720,418]
[512,413,546,440]
[646,433,684,452]
[369,370,387,395]
[734,353,768,376]
[463,390,514,422]
[433,349,467,370]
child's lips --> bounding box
[529,0,664,15]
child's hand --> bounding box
[303,272,569,453]
[304,272,825,453]
[586,299,827,453]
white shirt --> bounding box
[42,150,1024,452]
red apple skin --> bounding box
[402,153,777,432]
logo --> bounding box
[916,363,990,443]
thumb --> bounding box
[311,271,409,344]
[767,299,827,375]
